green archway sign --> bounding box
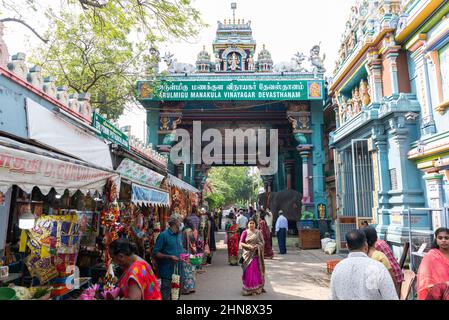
[138,79,324,101]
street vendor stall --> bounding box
[166,174,199,219]
[0,136,119,299]
[114,158,170,273]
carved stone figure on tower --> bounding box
[215,54,222,71]
[247,55,254,71]
[228,52,240,71]
[162,52,195,74]
[310,44,326,76]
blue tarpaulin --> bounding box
[131,183,169,207]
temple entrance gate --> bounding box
[136,10,328,223]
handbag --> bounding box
[239,256,244,264]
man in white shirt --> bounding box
[236,209,248,239]
[275,210,288,254]
[330,229,399,300]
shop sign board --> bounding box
[0,143,119,196]
[138,79,325,101]
[92,112,129,150]
[117,158,164,188]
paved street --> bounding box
[182,231,342,300]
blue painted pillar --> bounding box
[184,163,191,184]
[372,126,390,238]
[146,104,160,149]
[310,100,327,219]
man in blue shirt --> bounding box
[275,210,288,254]
[153,216,185,300]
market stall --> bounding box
[114,158,170,273]
[0,136,119,299]
[166,174,199,219]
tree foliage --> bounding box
[1,0,205,119]
[204,167,263,210]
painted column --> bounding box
[285,160,294,189]
[311,100,327,218]
[299,150,312,204]
[366,51,384,103]
[372,125,390,237]
[387,116,427,245]
[385,49,400,96]
[424,173,445,208]
[422,53,437,134]
[146,104,160,149]
[411,46,436,135]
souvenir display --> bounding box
[24,214,81,284]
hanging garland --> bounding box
[100,179,120,271]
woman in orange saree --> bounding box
[226,214,240,266]
[417,227,449,300]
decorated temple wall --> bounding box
[405,1,449,216]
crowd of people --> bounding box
[103,205,449,301]
[330,226,449,300]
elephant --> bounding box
[258,189,302,231]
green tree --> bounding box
[1,0,205,119]
[204,167,262,211]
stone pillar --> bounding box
[384,46,401,96]
[423,173,445,209]
[285,160,294,190]
[410,46,436,135]
[366,51,383,103]
[146,103,160,150]
[422,53,437,134]
[372,125,390,237]
[386,116,427,244]
[310,100,327,217]
[299,150,312,204]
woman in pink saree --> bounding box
[240,218,265,296]
[417,227,449,300]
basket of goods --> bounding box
[326,259,341,274]
[189,253,203,266]
[171,264,181,300]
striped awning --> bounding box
[0,136,119,196]
[167,174,199,193]
[131,182,169,207]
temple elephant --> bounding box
[258,189,302,231]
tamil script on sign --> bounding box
[139,79,323,101]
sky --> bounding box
[2,0,355,142]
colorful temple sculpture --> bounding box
[137,7,329,230]
[326,0,449,258]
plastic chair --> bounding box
[400,270,416,300]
